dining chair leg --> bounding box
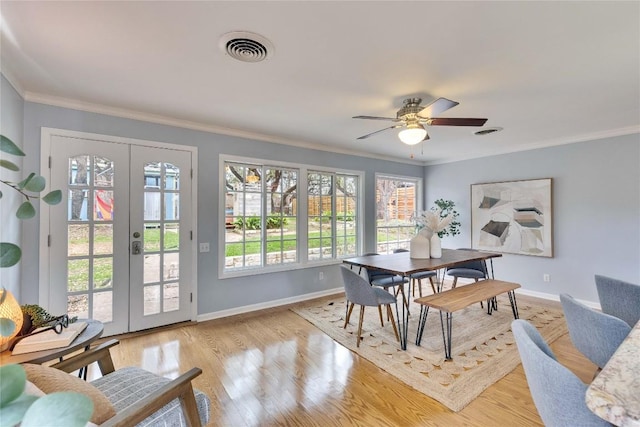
[378,305,384,327]
[344,302,354,328]
[451,277,458,289]
[413,278,423,298]
[357,305,365,347]
[428,277,436,294]
[387,304,399,341]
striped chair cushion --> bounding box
[90,366,210,427]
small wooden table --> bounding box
[414,279,520,359]
[0,319,103,365]
[343,249,502,350]
[586,319,640,426]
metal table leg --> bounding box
[508,290,519,319]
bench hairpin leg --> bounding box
[439,310,453,360]
[416,305,429,345]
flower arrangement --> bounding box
[413,208,453,237]
[413,199,461,238]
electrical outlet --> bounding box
[199,242,210,253]
[319,271,324,280]
[543,274,550,282]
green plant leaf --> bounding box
[0,135,25,157]
[0,364,27,406]
[16,201,36,219]
[23,175,46,193]
[0,394,38,427]
[0,242,22,268]
[42,190,62,205]
[0,317,16,337]
[21,392,93,427]
[17,173,35,190]
[0,159,20,171]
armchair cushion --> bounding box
[23,363,117,424]
[91,366,211,427]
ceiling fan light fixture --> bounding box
[398,123,427,145]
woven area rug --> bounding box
[291,292,567,412]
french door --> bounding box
[45,133,194,336]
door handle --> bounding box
[132,240,142,255]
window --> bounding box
[307,171,359,261]
[375,175,421,254]
[222,157,361,276]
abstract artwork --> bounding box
[471,178,553,257]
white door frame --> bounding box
[39,127,199,324]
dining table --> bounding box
[342,249,502,350]
[586,318,640,427]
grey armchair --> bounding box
[595,274,640,327]
[341,265,399,347]
[511,319,610,427]
[560,293,631,370]
[50,339,211,427]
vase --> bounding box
[430,234,442,258]
[410,231,430,259]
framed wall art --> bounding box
[471,178,553,257]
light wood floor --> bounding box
[103,294,597,427]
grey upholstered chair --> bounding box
[445,248,487,290]
[341,266,399,347]
[595,274,640,327]
[361,253,409,309]
[560,293,631,370]
[511,319,611,427]
[393,248,437,296]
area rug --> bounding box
[291,292,567,412]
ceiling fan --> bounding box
[353,97,488,145]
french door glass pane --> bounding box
[144,254,161,284]
[68,225,89,256]
[93,292,113,323]
[93,225,113,255]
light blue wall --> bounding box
[19,100,423,314]
[0,75,24,297]
[425,134,640,302]
[7,70,639,313]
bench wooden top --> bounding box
[414,279,521,313]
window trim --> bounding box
[374,173,423,254]
[219,154,364,279]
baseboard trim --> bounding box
[515,288,601,310]
[197,287,344,322]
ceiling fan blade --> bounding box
[418,97,459,118]
[352,115,400,121]
[357,125,402,139]
[428,117,488,127]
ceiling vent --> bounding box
[219,31,274,63]
[474,127,503,136]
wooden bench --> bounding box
[414,279,521,360]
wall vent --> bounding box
[219,31,274,63]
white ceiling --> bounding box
[1,1,639,164]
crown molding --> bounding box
[424,125,640,166]
[22,91,425,166]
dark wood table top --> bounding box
[343,249,502,276]
[0,319,103,365]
